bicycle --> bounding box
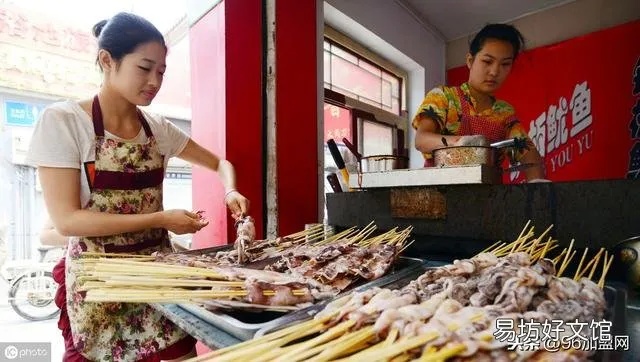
[1,246,63,321]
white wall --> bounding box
[324,0,446,168]
[446,0,640,69]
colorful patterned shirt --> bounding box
[412,82,532,161]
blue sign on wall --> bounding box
[4,101,47,127]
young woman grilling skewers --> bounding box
[25,12,250,362]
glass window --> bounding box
[362,120,393,156]
[324,40,403,116]
[323,50,331,83]
[331,55,382,103]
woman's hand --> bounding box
[160,209,209,234]
[224,190,250,220]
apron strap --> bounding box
[137,109,154,138]
[91,95,155,138]
[91,95,105,137]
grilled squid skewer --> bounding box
[234,216,256,264]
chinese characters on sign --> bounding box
[493,318,629,352]
[4,101,46,126]
[569,82,593,138]
[525,81,594,178]
[323,103,352,144]
[628,57,640,179]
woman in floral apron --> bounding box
[26,13,249,361]
[412,23,547,182]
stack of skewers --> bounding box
[75,223,414,310]
[187,222,615,361]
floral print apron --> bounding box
[60,96,191,361]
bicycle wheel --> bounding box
[9,271,61,321]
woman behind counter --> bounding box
[413,23,547,182]
[25,12,249,361]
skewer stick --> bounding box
[557,239,575,276]
[318,227,357,245]
[341,331,439,362]
[489,243,507,256]
[84,264,225,279]
[291,224,325,238]
[349,221,377,244]
[419,343,467,362]
[479,240,502,254]
[510,233,538,254]
[205,315,335,359]
[552,249,567,265]
[250,344,305,362]
[80,252,156,259]
[539,237,555,260]
[86,258,217,271]
[360,229,393,247]
[190,321,327,362]
[301,228,331,244]
[587,249,606,280]
[508,231,530,254]
[526,231,545,255]
[307,326,377,362]
[598,254,615,288]
[511,227,535,254]
[272,320,357,362]
[389,354,411,362]
[286,224,323,238]
[387,228,412,247]
[538,244,558,260]
[496,238,533,256]
[573,247,589,281]
[101,277,245,288]
[213,323,327,362]
[397,240,415,255]
[563,239,575,265]
[575,248,604,280]
[268,323,369,362]
[516,220,532,241]
[384,329,399,346]
[557,249,576,277]
[534,224,554,246]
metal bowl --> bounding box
[612,236,640,287]
[431,146,497,168]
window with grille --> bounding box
[323,39,403,116]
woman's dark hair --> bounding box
[469,23,525,60]
[92,12,166,69]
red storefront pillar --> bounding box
[190,0,263,248]
[275,0,320,235]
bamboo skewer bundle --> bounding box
[76,257,318,304]
[74,221,415,308]
[191,222,618,362]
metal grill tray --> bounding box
[177,256,426,341]
[254,266,627,362]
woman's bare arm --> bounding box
[39,167,205,237]
[520,148,546,181]
[414,114,461,153]
[177,139,249,218]
[40,218,68,246]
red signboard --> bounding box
[323,102,352,144]
[447,20,640,183]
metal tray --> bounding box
[598,284,627,362]
[253,268,628,360]
[177,256,426,341]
